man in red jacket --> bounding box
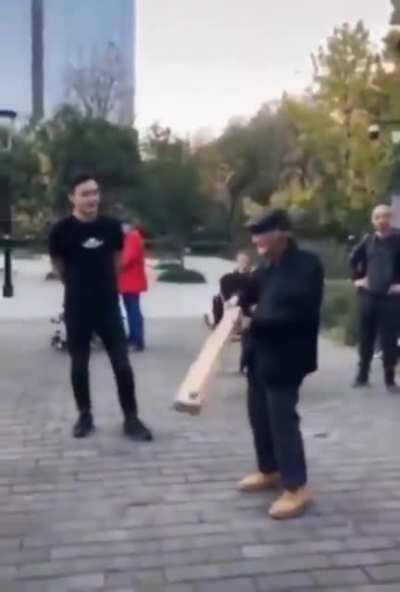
[119,222,148,351]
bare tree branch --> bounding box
[64,43,129,122]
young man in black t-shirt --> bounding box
[49,172,153,441]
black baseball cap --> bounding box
[247,209,292,235]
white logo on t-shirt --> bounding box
[82,238,104,249]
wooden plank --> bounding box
[174,306,241,415]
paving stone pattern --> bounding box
[0,319,400,591]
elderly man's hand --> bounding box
[354,277,369,290]
[225,295,239,309]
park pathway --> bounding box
[0,319,400,591]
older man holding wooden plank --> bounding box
[175,209,324,520]
[237,210,324,519]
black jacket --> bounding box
[240,243,324,385]
[220,270,252,301]
[350,232,400,295]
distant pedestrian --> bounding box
[350,204,400,392]
[119,222,148,352]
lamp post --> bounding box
[0,109,17,298]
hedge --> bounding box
[322,280,358,346]
[158,267,206,284]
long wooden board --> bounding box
[174,307,241,415]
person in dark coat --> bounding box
[204,252,253,373]
[235,209,324,520]
[350,204,400,391]
[205,252,253,329]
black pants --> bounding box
[66,309,138,418]
[357,292,400,380]
[240,329,252,373]
[212,295,224,327]
[246,353,307,490]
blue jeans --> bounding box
[123,294,145,349]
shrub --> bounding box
[158,267,206,284]
[155,262,182,272]
[188,240,229,256]
[322,280,358,346]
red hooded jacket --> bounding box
[119,230,148,294]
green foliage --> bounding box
[322,280,359,345]
[158,267,206,284]
[139,124,208,241]
[36,105,141,213]
[5,19,400,247]
[0,134,46,236]
[155,262,183,272]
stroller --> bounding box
[50,297,129,352]
[50,312,67,351]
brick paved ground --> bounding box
[1,319,400,591]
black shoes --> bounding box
[352,367,400,393]
[73,413,153,441]
[73,412,95,439]
[124,416,153,442]
[384,368,400,393]
[385,369,400,393]
[352,375,369,389]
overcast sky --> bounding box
[136,0,391,137]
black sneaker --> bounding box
[385,371,400,394]
[124,417,153,442]
[352,378,369,388]
[386,383,400,394]
[73,412,95,439]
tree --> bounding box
[140,125,208,246]
[194,104,294,239]
[0,132,46,236]
[64,43,132,124]
[300,22,393,233]
[36,106,141,214]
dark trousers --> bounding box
[240,329,252,373]
[212,295,224,327]
[357,292,400,380]
[246,353,307,490]
[123,294,145,349]
[66,310,138,418]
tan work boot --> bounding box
[238,471,280,493]
[269,487,312,520]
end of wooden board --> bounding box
[173,399,202,416]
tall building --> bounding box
[0,0,136,125]
[45,0,136,124]
[31,0,44,123]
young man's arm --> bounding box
[113,221,125,278]
[114,252,122,276]
[48,225,66,283]
[51,256,66,283]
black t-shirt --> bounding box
[49,215,123,314]
[367,235,397,296]
[350,232,400,296]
